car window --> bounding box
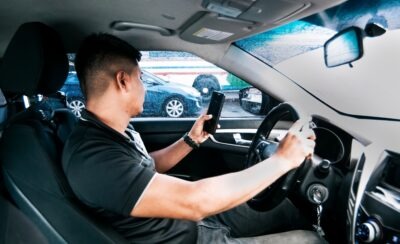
[140,51,279,119]
[60,52,279,118]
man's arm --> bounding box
[150,114,212,173]
[133,121,315,221]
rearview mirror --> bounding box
[324,27,364,68]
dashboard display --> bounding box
[314,127,345,164]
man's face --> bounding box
[128,66,146,116]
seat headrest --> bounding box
[0,22,68,96]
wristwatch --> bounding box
[183,132,200,149]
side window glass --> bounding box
[59,54,85,117]
[59,52,280,118]
[140,51,280,118]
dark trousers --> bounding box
[197,199,327,243]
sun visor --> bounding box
[180,0,341,44]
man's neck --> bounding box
[86,102,131,135]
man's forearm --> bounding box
[191,155,293,218]
[132,155,294,221]
[150,138,192,173]
[150,114,211,173]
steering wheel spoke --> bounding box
[254,139,279,161]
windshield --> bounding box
[235,0,400,120]
[236,21,336,66]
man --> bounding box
[62,33,321,243]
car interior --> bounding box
[0,0,399,243]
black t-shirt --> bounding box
[62,110,197,243]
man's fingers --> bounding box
[303,139,315,157]
[303,139,316,149]
[195,114,212,127]
[289,118,316,141]
[202,114,212,121]
[288,120,304,133]
[289,117,314,131]
[300,126,316,140]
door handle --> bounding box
[233,133,252,146]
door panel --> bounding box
[131,117,291,178]
[132,117,261,178]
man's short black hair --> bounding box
[74,33,142,99]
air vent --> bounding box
[370,186,400,211]
[351,153,366,198]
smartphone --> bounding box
[203,91,225,134]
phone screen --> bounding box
[203,91,225,134]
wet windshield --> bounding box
[235,0,400,120]
[236,21,335,66]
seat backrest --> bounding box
[0,22,128,244]
[0,194,48,244]
[0,78,47,244]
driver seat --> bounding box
[0,22,128,243]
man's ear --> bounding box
[115,70,128,91]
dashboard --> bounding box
[298,117,400,244]
[210,115,399,244]
[294,117,354,243]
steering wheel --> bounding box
[246,103,310,211]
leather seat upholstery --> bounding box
[0,87,47,244]
[0,22,128,243]
[0,194,48,244]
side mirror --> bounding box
[239,87,276,115]
[324,27,364,68]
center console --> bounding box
[351,151,400,243]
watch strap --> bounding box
[183,132,200,149]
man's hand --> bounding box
[151,114,214,172]
[274,119,316,170]
[188,114,213,144]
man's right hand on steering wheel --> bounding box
[274,119,316,170]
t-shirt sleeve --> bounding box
[65,141,155,216]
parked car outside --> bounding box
[140,51,252,101]
[60,69,202,118]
